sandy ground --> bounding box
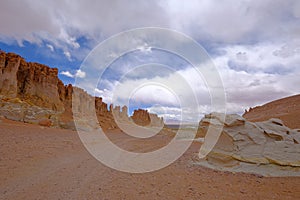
[1,119,300,200]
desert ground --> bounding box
[1,118,299,200]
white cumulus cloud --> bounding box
[60,69,86,79]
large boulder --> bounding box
[198,113,300,168]
[0,98,61,126]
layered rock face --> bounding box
[149,113,164,127]
[0,51,115,129]
[198,113,300,170]
[243,94,300,129]
[0,52,19,98]
[112,105,130,122]
[70,87,118,130]
[131,109,151,126]
[130,109,164,127]
[0,51,164,130]
[0,51,64,126]
[0,51,64,111]
[0,98,60,126]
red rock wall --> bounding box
[0,50,164,130]
[0,52,20,98]
[0,51,64,111]
[131,109,151,126]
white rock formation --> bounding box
[197,113,300,176]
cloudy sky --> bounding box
[0,0,300,123]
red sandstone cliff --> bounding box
[130,109,163,127]
[0,50,164,130]
[0,51,115,129]
[0,52,64,111]
[131,109,151,126]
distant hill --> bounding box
[243,94,300,129]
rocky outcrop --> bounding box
[131,109,151,126]
[130,109,164,127]
[0,51,165,130]
[0,97,60,126]
[149,113,164,127]
[198,113,300,171]
[112,105,129,122]
[58,85,118,130]
[0,51,64,111]
[17,61,64,111]
[0,51,112,129]
[0,51,65,127]
[243,94,300,129]
[0,52,19,98]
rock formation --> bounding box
[0,52,19,98]
[149,113,164,127]
[130,109,164,127]
[0,51,65,126]
[0,51,64,111]
[0,51,164,130]
[121,106,128,119]
[0,97,60,126]
[243,94,300,129]
[131,109,151,126]
[112,105,130,122]
[197,113,300,176]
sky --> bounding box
[0,0,300,123]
